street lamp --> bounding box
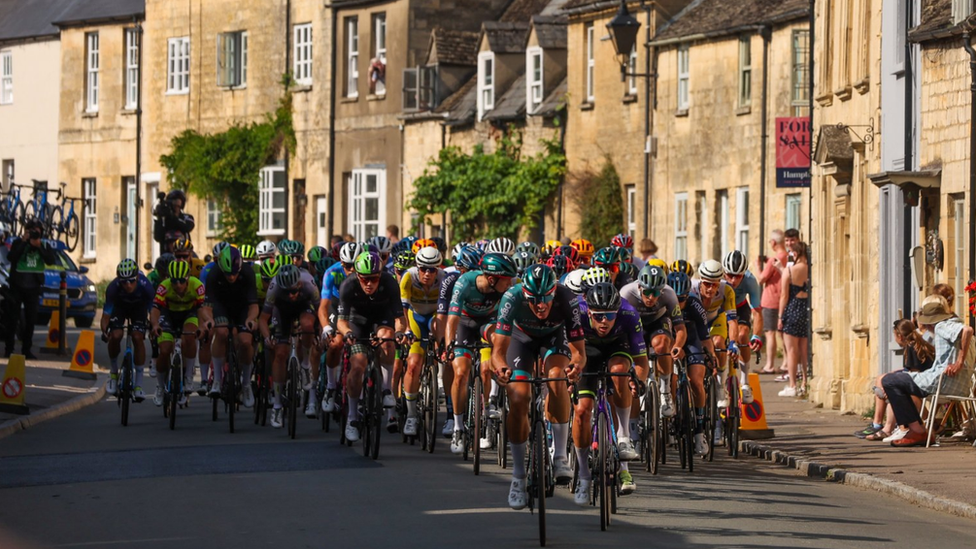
[606,0,641,80]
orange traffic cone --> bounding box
[740,372,774,439]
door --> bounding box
[878,185,919,374]
[126,178,137,259]
[146,182,159,260]
[316,196,328,247]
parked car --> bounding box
[0,240,98,328]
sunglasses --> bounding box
[641,288,661,298]
[287,287,302,295]
[590,312,617,322]
[700,280,719,289]
[725,273,744,280]
[380,253,390,261]
[418,266,438,274]
[121,277,138,284]
[677,295,688,302]
[524,293,554,304]
[175,254,190,260]
[171,278,188,284]
[360,275,381,284]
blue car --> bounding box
[0,240,98,328]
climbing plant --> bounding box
[571,155,625,249]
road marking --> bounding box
[425,508,590,516]
[55,537,194,547]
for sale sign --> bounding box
[776,117,811,188]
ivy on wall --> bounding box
[571,155,625,249]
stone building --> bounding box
[649,0,811,267]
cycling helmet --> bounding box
[260,257,282,281]
[521,264,557,300]
[217,245,243,275]
[452,242,472,262]
[315,256,337,274]
[172,237,193,253]
[616,247,633,263]
[563,269,587,295]
[698,259,725,282]
[671,259,695,277]
[168,260,190,280]
[486,237,516,256]
[570,238,595,259]
[637,264,667,292]
[359,242,379,255]
[330,241,345,261]
[355,251,383,276]
[722,250,748,276]
[430,236,447,253]
[586,282,622,313]
[554,245,581,267]
[455,246,483,271]
[369,235,393,254]
[401,235,418,250]
[543,239,562,256]
[412,238,436,254]
[308,245,328,264]
[647,258,670,274]
[516,241,541,258]
[239,244,256,261]
[513,251,534,274]
[581,267,611,290]
[667,272,692,297]
[480,253,518,278]
[592,246,621,269]
[416,246,442,268]
[546,255,570,278]
[117,258,138,279]
[394,250,416,271]
[277,254,294,266]
[339,242,361,264]
[154,253,175,277]
[276,264,301,288]
[475,238,490,250]
[619,261,639,279]
[611,233,634,249]
[278,239,303,256]
[212,241,230,258]
[257,240,277,258]
[165,189,187,204]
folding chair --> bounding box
[923,372,976,448]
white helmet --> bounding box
[339,242,361,264]
[416,246,442,268]
[487,237,516,256]
[722,250,748,275]
[563,269,587,295]
[369,235,393,254]
[452,241,471,261]
[256,240,277,258]
[698,259,725,281]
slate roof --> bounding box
[907,0,960,42]
[651,0,809,44]
[501,0,558,22]
[436,77,478,125]
[483,21,531,53]
[532,15,567,49]
[531,76,568,117]
[485,74,527,121]
[428,28,481,65]
[53,0,144,27]
[0,0,70,41]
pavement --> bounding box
[746,372,976,517]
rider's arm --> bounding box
[101,280,119,331]
[398,270,413,311]
[150,307,162,332]
[564,292,587,373]
[258,310,272,340]
[491,332,511,377]
[723,286,739,338]
[317,298,331,329]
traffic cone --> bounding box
[0,354,30,414]
[63,330,97,381]
[740,372,774,439]
[40,309,61,353]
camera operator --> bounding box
[153,189,195,254]
[3,218,56,359]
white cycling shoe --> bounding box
[508,478,528,510]
[271,407,283,428]
[480,436,492,450]
[153,385,164,407]
[242,385,255,408]
[345,421,362,442]
[442,418,455,437]
[574,479,591,507]
[740,384,754,404]
[617,438,639,461]
[660,393,675,418]
[106,377,118,396]
[450,431,465,454]
[553,457,573,485]
[403,417,419,436]
[694,432,709,456]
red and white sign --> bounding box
[3,377,23,399]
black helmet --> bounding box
[154,253,176,276]
[667,272,691,297]
[585,282,621,313]
[166,189,187,205]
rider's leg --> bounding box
[404,352,422,418]
[545,354,571,462]
[452,354,472,430]
[132,330,146,388]
[211,326,229,388]
[609,356,634,441]
[272,343,288,409]
[346,352,367,420]
[506,382,531,479]
[572,397,594,480]
[107,329,123,376]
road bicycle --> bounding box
[163,332,196,430]
[639,352,661,474]
[723,346,742,458]
[463,341,493,474]
[48,182,80,252]
[105,320,139,427]
[22,180,58,237]
[339,333,395,460]
[211,325,247,433]
[253,338,270,426]
[0,181,26,235]
[673,357,696,472]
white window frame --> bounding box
[953,197,967,315]
[477,51,495,120]
[346,18,358,97]
[217,30,248,88]
[1,50,12,104]
[717,190,730,258]
[696,192,707,264]
[526,47,544,113]
[258,166,287,236]
[294,23,313,86]
[954,0,974,24]
[628,45,638,95]
[83,179,97,258]
[86,33,99,112]
[167,37,190,94]
[792,29,810,114]
[585,23,595,102]
[626,185,636,238]
[738,36,751,108]
[348,168,386,241]
[677,44,689,111]
[373,14,386,95]
[674,192,688,260]
[207,198,223,236]
[785,193,802,230]
[124,29,139,108]
[735,187,750,257]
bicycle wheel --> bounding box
[644,384,660,474]
[597,411,609,531]
[682,385,695,473]
[168,364,181,431]
[63,211,80,252]
[288,357,299,439]
[534,419,547,547]
[23,200,36,224]
[48,205,63,238]
[498,391,508,469]
[7,200,24,236]
[228,358,238,434]
[120,357,132,427]
[727,377,740,458]
[472,375,483,475]
[254,350,266,426]
[370,364,383,460]
[705,377,718,462]
[423,359,438,454]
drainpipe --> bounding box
[327,6,338,240]
[642,1,653,240]
[904,0,914,315]
[758,25,771,258]
[134,18,143,265]
[963,31,976,328]
[284,0,292,240]
[557,108,568,240]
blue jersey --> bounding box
[199,261,216,285]
[320,261,347,301]
[732,271,762,309]
[103,273,155,316]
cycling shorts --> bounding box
[504,328,570,380]
[578,344,632,399]
[708,311,729,340]
[270,303,317,344]
[736,302,754,329]
[643,315,674,343]
[108,304,149,333]
[346,313,396,356]
[407,309,434,356]
[208,300,250,329]
[158,310,199,344]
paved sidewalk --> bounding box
[748,374,976,512]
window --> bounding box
[349,168,386,241]
[1,51,11,104]
[2,159,13,191]
[628,45,638,95]
[83,179,97,257]
[735,187,749,257]
[674,193,688,260]
[738,37,751,108]
[478,51,494,119]
[86,33,99,112]
[258,166,287,236]
[695,191,707,264]
[677,44,689,111]
[715,189,729,258]
[526,47,543,113]
[954,0,973,24]
[585,23,595,102]
[294,23,313,85]
[952,197,967,315]
[124,29,139,108]
[402,65,436,111]
[626,185,636,238]
[167,37,190,94]
[217,30,248,88]
[373,14,386,95]
[207,198,223,236]
[785,193,802,230]
[345,18,358,96]
[792,30,810,116]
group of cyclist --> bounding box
[101,230,765,512]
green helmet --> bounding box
[239,244,256,261]
[394,250,416,271]
[276,264,301,288]
[480,253,518,278]
[308,245,327,264]
[217,245,243,275]
[168,259,190,280]
[116,258,138,279]
[278,239,303,256]
[521,264,557,301]
[354,251,382,275]
[260,257,282,281]
[637,264,667,292]
[592,246,620,269]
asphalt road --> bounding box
[1,390,975,549]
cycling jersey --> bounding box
[103,273,155,317]
[251,263,269,302]
[580,299,646,358]
[437,271,462,315]
[320,261,347,301]
[613,270,634,291]
[690,279,737,324]
[399,266,444,316]
[152,277,205,312]
[337,272,404,326]
[679,294,710,366]
[203,265,259,308]
[495,284,585,341]
[448,271,506,320]
[198,261,216,284]
[731,271,762,309]
[619,281,683,326]
[180,257,206,279]
[263,278,320,342]
[146,270,163,289]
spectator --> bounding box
[386,224,400,245]
[330,235,344,247]
[784,228,800,265]
[757,229,789,374]
[152,189,195,254]
[777,241,809,397]
[3,218,57,359]
[638,239,658,262]
[882,295,975,447]
[932,283,955,312]
[343,233,355,242]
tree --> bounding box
[571,155,625,249]
[407,132,566,242]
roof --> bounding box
[908,0,962,42]
[562,0,690,17]
[532,15,567,49]
[500,0,557,22]
[0,0,70,41]
[483,21,531,53]
[531,76,568,117]
[651,0,809,45]
[485,74,527,121]
[436,76,478,125]
[53,0,144,27]
[427,28,481,65]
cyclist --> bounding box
[171,237,207,279]
[486,237,516,256]
[573,282,645,504]
[570,238,595,265]
[693,259,739,445]
[547,254,570,279]
[515,241,541,259]
[492,263,584,510]
[259,264,322,427]
[279,240,306,271]
[200,246,259,404]
[150,260,204,406]
[335,251,410,443]
[102,259,155,400]
[256,240,277,263]
[316,242,359,414]
[446,252,518,453]
[146,253,175,378]
[239,244,257,263]
[592,246,633,289]
[513,250,535,277]
[722,250,763,404]
[369,235,394,272]
[398,246,445,436]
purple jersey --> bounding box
[580,299,647,357]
